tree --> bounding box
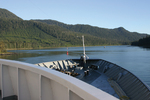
[0,41,7,53]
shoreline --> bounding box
[0,52,17,55]
[6,44,123,51]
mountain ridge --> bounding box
[33,19,147,41]
[0,8,22,20]
[0,8,148,49]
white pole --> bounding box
[82,35,86,64]
[82,35,85,56]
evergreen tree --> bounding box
[0,41,7,53]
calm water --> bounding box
[1,45,150,86]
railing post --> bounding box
[0,63,2,98]
[39,74,41,100]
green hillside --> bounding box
[131,36,150,48]
[0,19,72,48]
[34,19,147,42]
[0,8,22,20]
[0,18,109,49]
[0,8,148,51]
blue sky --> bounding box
[0,0,150,34]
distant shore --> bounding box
[0,52,17,55]
[5,44,122,51]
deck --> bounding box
[36,59,150,100]
[91,72,119,98]
[76,69,119,98]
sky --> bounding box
[0,0,150,34]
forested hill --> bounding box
[33,19,147,42]
[0,8,22,20]
[0,8,148,50]
[131,36,150,48]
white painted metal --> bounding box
[63,60,69,70]
[58,61,65,69]
[38,63,45,67]
[82,35,89,62]
[0,64,2,91]
[69,90,83,100]
[0,59,118,100]
[82,35,85,57]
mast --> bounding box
[82,35,85,57]
[82,35,89,64]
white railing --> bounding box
[0,59,118,100]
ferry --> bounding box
[36,58,150,100]
[0,36,149,100]
[36,36,150,100]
